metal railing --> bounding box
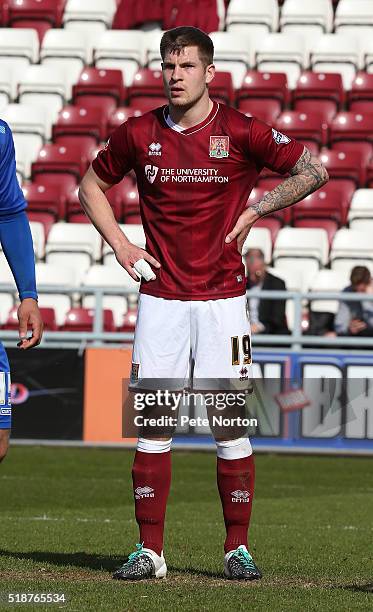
[1,284,373,351]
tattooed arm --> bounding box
[225,147,329,253]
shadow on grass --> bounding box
[339,583,373,594]
[0,550,222,578]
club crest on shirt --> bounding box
[145,164,159,183]
[272,128,291,145]
[209,135,229,158]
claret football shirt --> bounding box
[92,102,303,300]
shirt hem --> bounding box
[140,287,246,301]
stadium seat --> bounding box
[319,149,366,187]
[237,71,289,107]
[7,0,66,29]
[308,269,349,334]
[18,65,71,125]
[310,33,362,90]
[64,188,87,223]
[94,30,145,86]
[0,64,21,104]
[27,211,55,240]
[28,221,45,260]
[209,72,235,106]
[241,227,272,263]
[247,185,290,225]
[52,106,107,146]
[1,305,57,331]
[330,229,373,276]
[256,33,307,89]
[294,182,348,226]
[0,254,17,292]
[112,0,163,31]
[209,32,252,89]
[40,28,93,76]
[348,189,373,230]
[12,19,51,44]
[335,0,373,37]
[127,68,167,111]
[119,308,138,332]
[144,29,163,70]
[241,100,281,124]
[62,307,115,332]
[329,112,373,159]
[226,0,279,34]
[72,68,125,117]
[107,107,143,135]
[63,0,117,33]
[273,227,329,279]
[292,72,344,122]
[366,158,373,188]
[82,263,140,327]
[280,0,333,35]
[275,111,328,151]
[2,306,23,331]
[348,72,373,113]
[31,142,94,182]
[45,222,102,272]
[35,262,77,326]
[103,224,145,266]
[0,28,39,73]
[0,295,15,327]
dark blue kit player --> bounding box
[0,119,43,462]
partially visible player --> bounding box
[79,27,328,580]
[0,119,43,462]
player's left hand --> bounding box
[17,298,44,350]
[225,209,258,254]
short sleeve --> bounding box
[248,118,304,175]
[92,121,133,184]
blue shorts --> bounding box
[0,342,11,429]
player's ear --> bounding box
[205,63,215,85]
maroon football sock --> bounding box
[217,454,255,553]
[132,449,171,556]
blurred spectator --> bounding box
[245,248,289,335]
[334,266,373,336]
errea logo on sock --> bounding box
[231,490,250,503]
[135,486,155,499]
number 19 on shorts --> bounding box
[231,335,252,366]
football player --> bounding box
[79,27,328,580]
[0,119,43,462]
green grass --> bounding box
[0,447,372,611]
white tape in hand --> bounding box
[133,258,156,281]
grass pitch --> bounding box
[0,447,372,611]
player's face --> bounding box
[162,46,215,108]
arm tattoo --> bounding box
[249,147,329,218]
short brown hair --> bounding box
[160,26,214,66]
[350,265,371,286]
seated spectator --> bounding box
[245,248,289,335]
[334,266,373,337]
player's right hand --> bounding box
[114,241,161,281]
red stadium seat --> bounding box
[125,213,142,224]
[275,111,328,150]
[107,107,142,136]
[73,68,126,119]
[27,211,55,240]
[292,184,346,225]
[128,69,167,109]
[348,72,373,113]
[118,308,138,332]
[320,149,366,187]
[293,72,344,122]
[241,100,281,125]
[22,181,67,219]
[52,106,107,145]
[237,71,289,109]
[121,179,140,218]
[209,71,234,106]
[247,186,291,225]
[62,308,115,332]
[31,142,94,182]
[329,112,373,157]
[7,0,66,27]
[3,306,57,331]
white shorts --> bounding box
[130,294,252,391]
